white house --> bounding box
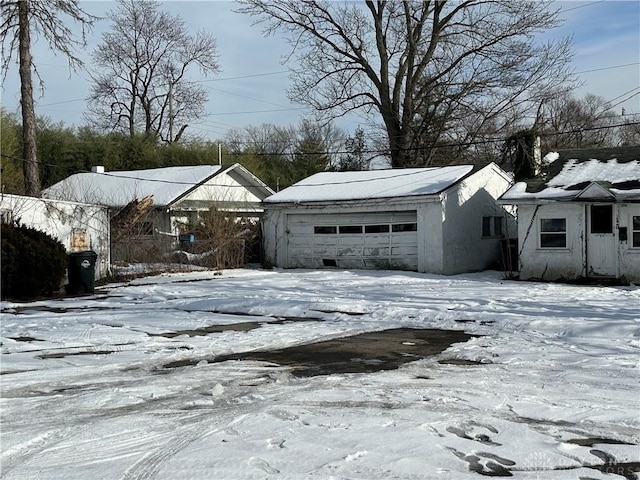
[499,146,640,283]
[43,163,274,262]
[262,163,515,274]
[0,194,111,279]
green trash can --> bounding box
[67,250,98,294]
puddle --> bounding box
[566,438,635,447]
[148,316,322,338]
[438,358,487,366]
[4,305,116,315]
[149,322,262,338]
[164,328,476,376]
[37,350,114,359]
[7,336,43,342]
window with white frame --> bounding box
[633,216,640,248]
[540,218,566,248]
[482,216,503,238]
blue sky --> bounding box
[1,0,638,141]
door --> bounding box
[286,211,418,270]
[586,204,617,277]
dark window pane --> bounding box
[591,205,613,234]
[314,226,337,234]
[633,216,640,230]
[541,233,566,248]
[540,218,566,233]
[494,217,503,237]
[633,232,640,248]
[339,225,363,234]
[482,217,491,237]
[365,224,390,233]
[392,223,417,232]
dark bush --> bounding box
[1,223,67,300]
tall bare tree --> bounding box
[536,92,619,150]
[1,0,95,196]
[86,0,220,144]
[238,0,575,168]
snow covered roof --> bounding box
[264,165,474,203]
[43,164,271,208]
[500,147,640,203]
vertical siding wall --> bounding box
[616,203,640,282]
[0,195,111,279]
[517,203,586,281]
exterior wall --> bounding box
[176,169,266,214]
[0,194,111,279]
[614,203,640,283]
[417,202,445,273]
[517,202,640,283]
[517,203,586,281]
[441,164,516,274]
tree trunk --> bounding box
[18,0,41,197]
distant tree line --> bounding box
[0,109,374,194]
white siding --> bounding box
[618,204,640,282]
[517,203,586,281]
[0,195,111,279]
[441,163,516,274]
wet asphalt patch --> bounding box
[164,328,476,376]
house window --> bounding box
[540,218,566,248]
[633,216,640,248]
[314,226,337,234]
[591,205,613,234]
[482,216,503,238]
[392,223,417,232]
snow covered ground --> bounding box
[1,268,638,479]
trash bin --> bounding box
[66,250,98,294]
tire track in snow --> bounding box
[119,380,293,479]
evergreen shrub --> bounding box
[1,223,67,299]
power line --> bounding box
[576,62,640,75]
[3,121,638,170]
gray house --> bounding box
[499,146,640,283]
[262,163,515,274]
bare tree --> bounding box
[86,0,220,144]
[237,0,574,168]
[1,0,95,196]
[537,92,619,150]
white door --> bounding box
[586,204,617,277]
[286,211,418,270]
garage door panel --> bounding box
[286,211,418,271]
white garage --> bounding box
[262,163,515,275]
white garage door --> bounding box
[286,211,418,270]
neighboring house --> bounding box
[262,163,515,274]
[0,194,110,279]
[43,163,274,262]
[499,146,640,283]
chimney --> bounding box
[91,166,105,173]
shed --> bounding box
[43,163,274,262]
[499,146,640,283]
[262,162,515,274]
[0,194,110,280]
